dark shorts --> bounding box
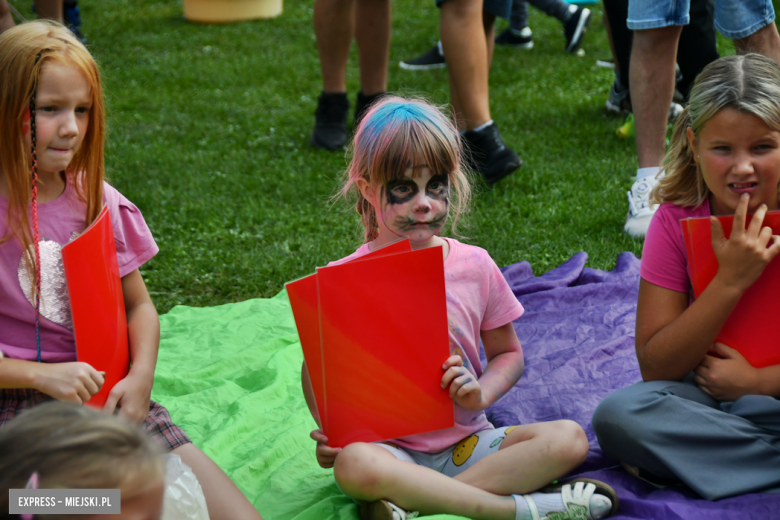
[436,0,512,20]
[0,388,191,452]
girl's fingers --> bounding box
[710,216,726,248]
[747,203,768,237]
[450,373,475,398]
[442,355,463,370]
[732,194,749,235]
[699,385,714,397]
[766,235,780,259]
[693,374,707,387]
[441,366,466,388]
[310,430,327,443]
[75,385,91,404]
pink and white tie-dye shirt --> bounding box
[331,237,524,452]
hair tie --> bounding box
[20,472,39,520]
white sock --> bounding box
[513,492,612,520]
[636,166,661,182]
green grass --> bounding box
[11,0,739,313]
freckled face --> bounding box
[377,167,450,244]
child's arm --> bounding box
[442,322,524,411]
[301,362,341,468]
[637,197,780,382]
[102,268,159,425]
[0,357,103,402]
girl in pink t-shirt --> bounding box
[593,54,780,500]
[301,96,619,520]
[0,21,261,520]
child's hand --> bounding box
[310,429,341,468]
[441,356,487,411]
[34,362,104,404]
[103,370,153,426]
[694,343,759,401]
[712,195,780,292]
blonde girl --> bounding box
[0,401,165,520]
[593,53,780,500]
[302,96,619,520]
[0,21,261,519]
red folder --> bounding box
[286,239,412,434]
[61,206,130,408]
[681,211,780,368]
[287,240,455,447]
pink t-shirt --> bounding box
[640,202,710,293]
[330,237,525,452]
[0,177,158,362]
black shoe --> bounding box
[354,91,386,130]
[495,27,534,49]
[564,6,590,53]
[462,123,521,184]
[399,45,446,71]
[310,92,349,151]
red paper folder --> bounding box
[316,246,453,447]
[61,206,130,408]
[681,211,780,368]
[286,239,412,434]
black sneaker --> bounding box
[399,44,446,71]
[563,6,590,53]
[462,123,521,184]
[354,91,386,130]
[495,27,533,49]
[310,92,349,151]
[605,79,631,115]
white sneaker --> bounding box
[624,174,662,238]
[361,500,418,520]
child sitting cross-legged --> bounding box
[301,96,619,520]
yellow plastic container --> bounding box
[183,0,282,23]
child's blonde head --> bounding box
[0,401,164,519]
[0,20,106,272]
[341,96,471,242]
[656,53,780,207]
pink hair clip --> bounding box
[20,472,39,520]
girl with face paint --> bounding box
[301,97,619,520]
[0,21,262,520]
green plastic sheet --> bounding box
[153,291,469,520]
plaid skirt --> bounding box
[0,388,191,452]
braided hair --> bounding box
[29,53,43,362]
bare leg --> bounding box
[484,10,496,69]
[173,443,263,520]
[334,421,588,519]
[36,0,64,22]
[440,0,491,131]
[314,0,354,93]
[734,22,780,65]
[629,26,682,168]
[355,0,390,96]
[0,0,15,33]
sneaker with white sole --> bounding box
[399,43,446,71]
[360,500,419,520]
[624,174,663,238]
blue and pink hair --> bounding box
[341,96,471,242]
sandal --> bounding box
[359,499,419,520]
[519,478,619,520]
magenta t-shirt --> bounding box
[641,202,711,293]
[0,178,158,362]
[330,237,525,452]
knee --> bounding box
[548,420,589,469]
[333,443,383,498]
[592,390,633,442]
[735,23,780,54]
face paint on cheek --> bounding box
[426,175,451,203]
[23,109,30,136]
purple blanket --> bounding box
[487,252,780,519]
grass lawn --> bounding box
[12,0,738,313]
